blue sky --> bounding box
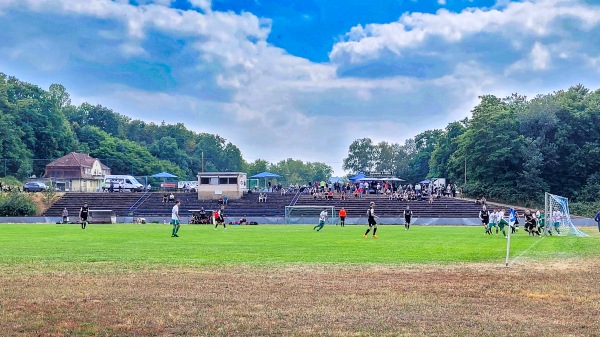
[1,0,600,175]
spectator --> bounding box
[169,193,175,202]
[62,208,69,224]
[162,193,168,203]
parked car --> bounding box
[23,182,49,192]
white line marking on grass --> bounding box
[509,237,545,267]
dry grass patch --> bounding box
[1,259,600,336]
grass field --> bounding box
[1,224,600,336]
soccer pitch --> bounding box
[2,224,600,336]
[1,224,599,265]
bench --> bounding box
[89,209,116,224]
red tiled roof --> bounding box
[46,152,99,168]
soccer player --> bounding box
[313,208,328,231]
[364,202,379,238]
[497,208,508,238]
[488,208,498,235]
[479,205,490,235]
[524,210,539,236]
[535,209,544,235]
[214,208,227,230]
[171,200,181,237]
[551,207,562,235]
[79,202,89,230]
[403,205,413,230]
[339,207,347,227]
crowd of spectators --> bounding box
[301,180,457,202]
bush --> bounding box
[570,201,600,218]
[0,191,37,216]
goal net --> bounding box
[285,206,336,225]
[544,193,588,237]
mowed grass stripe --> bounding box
[1,224,598,265]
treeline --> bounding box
[343,85,600,206]
[0,73,332,183]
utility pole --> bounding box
[464,156,467,185]
[201,151,204,173]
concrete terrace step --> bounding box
[43,192,525,219]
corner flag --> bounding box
[506,208,517,267]
[508,208,517,227]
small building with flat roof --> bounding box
[197,172,248,200]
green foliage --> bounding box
[570,201,600,218]
[0,191,37,216]
[343,138,376,174]
[270,159,333,184]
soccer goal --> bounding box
[285,205,336,225]
[544,193,588,237]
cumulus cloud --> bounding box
[330,0,600,79]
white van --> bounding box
[102,175,144,192]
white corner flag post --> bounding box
[505,208,517,267]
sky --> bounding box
[1,0,600,176]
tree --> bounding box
[343,138,377,174]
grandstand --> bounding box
[43,191,521,223]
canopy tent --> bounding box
[349,173,365,182]
[250,172,282,179]
[151,172,178,190]
[357,177,405,182]
[250,171,282,191]
[419,179,431,184]
[151,172,178,178]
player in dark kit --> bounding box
[79,202,89,230]
[479,206,490,235]
[364,202,379,238]
[403,205,413,230]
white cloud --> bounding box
[189,0,212,12]
[438,0,447,5]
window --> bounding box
[228,177,238,184]
[200,178,210,184]
[219,178,228,184]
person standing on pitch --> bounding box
[171,200,181,237]
[313,208,328,231]
[479,205,490,235]
[62,207,69,224]
[403,205,413,230]
[594,210,600,233]
[364,202,379,238]
[214,208,227,230]
[338,207,347,227]
[79,202,89,230]
[551,207,562,235]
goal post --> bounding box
[285,206,336,225]
[544,192,588,237]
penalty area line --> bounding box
[509,236,545,267]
